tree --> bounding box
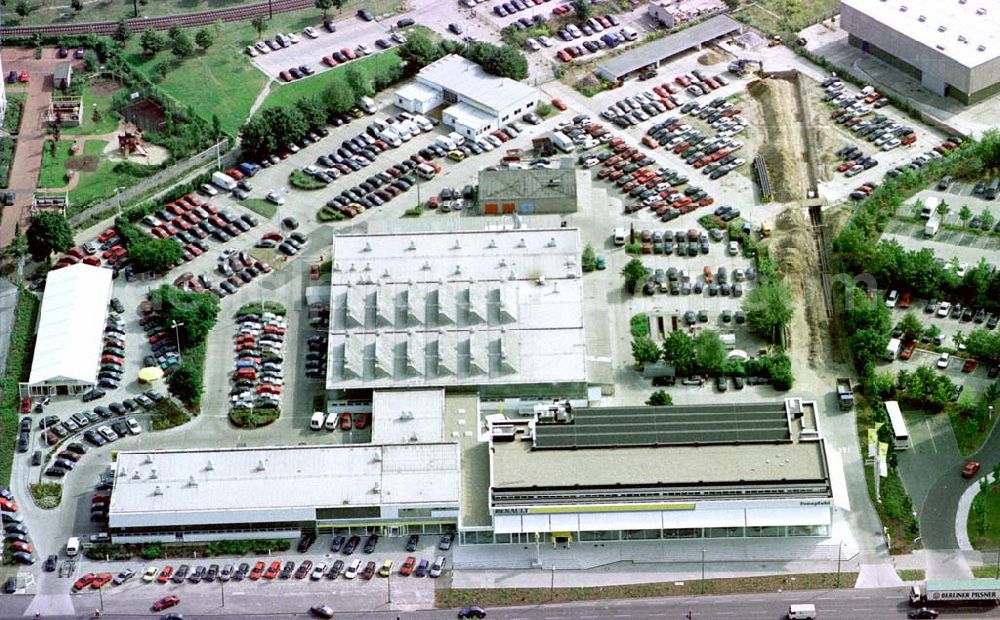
[959,205,973,223]
[71,0,83,11]
[846,287,892,373]
[398,31,443,73]
[742,279,793,343]
[194,29,214,52]
[345,66,373,98]
[477,44,529,80]
[140,28,166,56]
[149,285,220,347]
[898,312,923,342]
[646,390,673,406]
[129,239,183,274]
[572,0,592,21]
[240,106,308,161]
[936,201,950,216]
[168,23,183,41]
[662,330,695,376]
[83,50,100,72]
[295,97,327,128]
[981,208,995,232]
[326,81,356,116]
[171,30,195,58]
[167,361,202,406]
[111,18,131,43]
[251,15,268,40]
[765,352,794,391]
[14,0,30,17]
[211,114,222,140]
[965,329,1000,364]
[632,336,661,366]
[621,258,647,294]
[315,0,334,18]
[26,212,73,262]
[694,330,727,374]
[581,245,597,272]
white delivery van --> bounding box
[310,411,325,430]
[447,131,466,147]
[613,227,627,246]
[413,115,433,132]
[324,412,339,430]
[787,603,817,619]
[924,215,940,238]
[211,171,237,191]
[551,132,575,153]
[435,135,456,151]
[416,163,438,180]
[66,537,80,557]
[358,96,377,114]
[886,337,901,360]
[378,130,402,148]
[620,26,638,41]
[399,119,419,139]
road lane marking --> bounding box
[925,419,938,452]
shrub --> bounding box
[289,169,325,190]
[29,482,62,509]
[237,302,287,316]
[230,407,280,428]
[630,313,649,338]
[150,398,191,430]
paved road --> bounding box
[921,412,1000,549]
[0,586,981,619]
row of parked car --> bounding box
[648,99,748,182]
[305,334,327,380]
[231,311,287,411]
[642,260,748,298]
[1,488,35,566]
[54,226,128,271]
[142,193,259,266]
[492,0,556,17]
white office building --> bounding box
[394,55,539,139]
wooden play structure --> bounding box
[118,127,148,157]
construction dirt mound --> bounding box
[747,77,808,203]
[698,50,724,66]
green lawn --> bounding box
[734,0,838,35]
[968,486,1000,550]
[63,81,122,136]
[121,10,332,136]
[241,198,276,218]
[67,139,162,214]
[38,140,75,188]
[257,49,402,114]
[4,92,25,135]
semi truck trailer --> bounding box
[910,580,1000,606]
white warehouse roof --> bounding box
[372,389,445,444]
[325,228,588,390]
[416,54,538,115]
[841,0,1000,68]
[28,264,112,386]
[109,444,461,529]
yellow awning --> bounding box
[138,366,164,383]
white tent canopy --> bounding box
[27,264,112,390]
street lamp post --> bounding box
[221,577,226,607]
[387,569,392,604]
[170,320,185,362]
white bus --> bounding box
[885,400,910,450]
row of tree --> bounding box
[137,23,215,58]
[150,284,220,406]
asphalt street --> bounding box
[0,586,979,620]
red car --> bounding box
[963,461,981,478]
[899,342,916,360]
[153,595,180,611]
[279,70,293,82]
[91,573,113,589]
[10,541,33,554]
[399,556,416,576]
[556,49,572,63]
[341,47,357,60]
[18,71,29,83]
[899,292,911,309]
[73,573,96,591]
[963,358,978,373]
[20,397,31,413]
[249,561,265,580]
[322,55,338,67]
[340,412,352,431]
[157,566,174,583]
[97,228,116,242]
[354,413,369,429]
[263,560,281,579]
[551,98,567,111]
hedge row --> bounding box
[237,302,287,317]
[86,538,292,561]
[0,289,40,486]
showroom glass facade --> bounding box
[459,524,830,545]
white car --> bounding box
[956,262,969,278]
[475,138,494,152]
[245,45,258,57]
[391,32,407,44]
[538,35,554,47]
[287,32,300,44]
[728,241,739,256]
[126,417,142,435]
[98,426,118,442]
[356,43,372,56]
[885,289,898,308]
[311,562,327,580]
[524,38,540,51]
[266,190,285,205]
[881,139,901,151]
[344,559,362,579]
[303,26,318,39]
[937,301,951,317]
[936,352,950,369]
[254,41,270,54]
[199,183,219,197]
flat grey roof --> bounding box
[533,402,790,449]
[597,15,742,79]
[492,438,828,490]
[443,393,492,528]
[478,164,579,202]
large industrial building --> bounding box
[841,0,1000,103]
[22,264,112,397]
[108,444,461,542]
[394,54,540,139]
[324,228,588,398]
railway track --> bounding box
[1,0,314,37]
[809,203,834,318]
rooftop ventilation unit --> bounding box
[407,240,416,251]
[936,44,946,50]
[373,481,381,494]
[256,459,267,472]
[205,459,213,471]
[958,35,968,43]
[917,15,926,21]
[547,236,557,247]
[362,242,372,252]
[188,475,198,487]
[937,25,946,32]
[977,7,986,15]
[153,485,163,496]
[488,238,497,249]
[516,238,526,248]
[978,44,987,51]
[150,468,157,479]
[452,239,461,249]
[899,4,907,11]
